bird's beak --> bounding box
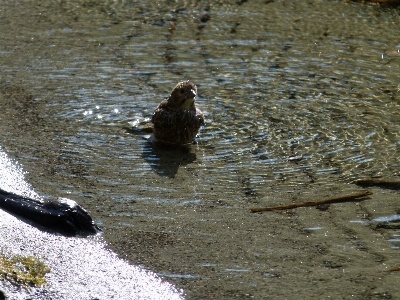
[189,89,196,99]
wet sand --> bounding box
[1,1,400,299]
[102,184,400,299]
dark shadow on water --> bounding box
[124,125,197,178]
[142,141,197,178]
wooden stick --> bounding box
[385,266,400,272]
[250,190,373,213]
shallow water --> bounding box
[1,0,400,298]
[5,1,399,193]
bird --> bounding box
[152,81,204,144]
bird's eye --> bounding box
[180,89,185,94]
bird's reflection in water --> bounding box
[142,140,197,178]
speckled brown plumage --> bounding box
[152,81,205,144]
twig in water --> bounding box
[250,190,373,213]
[385,266,400,272]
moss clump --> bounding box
[0,254,50,287]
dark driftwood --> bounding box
[353,179,400,190]
[0,188,100,236]
[250,190,373,213]
[355,0,400,7]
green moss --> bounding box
[0,254,50,287]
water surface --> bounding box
[1,0,400,298]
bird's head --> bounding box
[168,80,197,110]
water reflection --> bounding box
[125,120,198,178]
[2,0,400,298]
[142,141,197,178]
[1,0,399,199]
